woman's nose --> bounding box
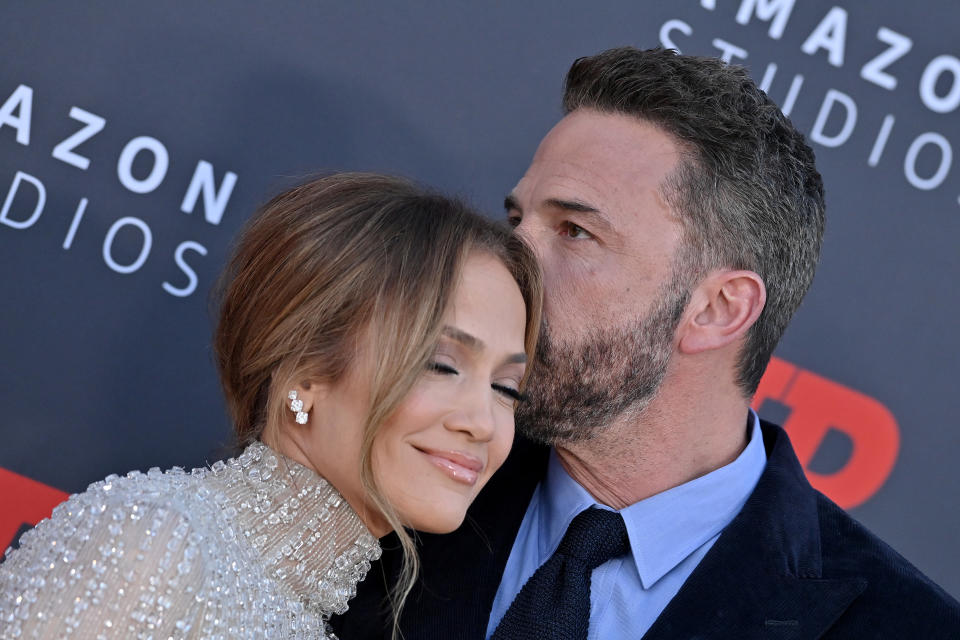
[445,387,498,442]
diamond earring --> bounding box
[288,390,308,424]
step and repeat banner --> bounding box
[2,1,959,597]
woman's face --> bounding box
[296,251,528,535]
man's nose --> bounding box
[512,217,546,261]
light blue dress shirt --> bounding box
[486,411,767,639]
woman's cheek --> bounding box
[489,417,515,476]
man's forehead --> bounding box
[514,112,680,211]
[513,158,615,204]
[537,110,680,163]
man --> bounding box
[333,47,960,639]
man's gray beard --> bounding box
[516,280,690,446]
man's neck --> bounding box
[553,377,753,510]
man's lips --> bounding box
[415,447,484,486]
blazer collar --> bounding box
[398,422,867,640]
[641,420,867,639]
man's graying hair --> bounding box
[563,46,825,396]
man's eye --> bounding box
[507,215,522,228]
[564,222,592,239]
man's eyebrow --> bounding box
[504,195,600,215]
[543,198,600,214]
[504,194,614,235]
[544,198,614,235]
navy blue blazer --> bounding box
[331,421,960,638]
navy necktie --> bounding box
[492,507,630,640]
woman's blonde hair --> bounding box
[212,173,542,631]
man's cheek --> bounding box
[559,270,600,307]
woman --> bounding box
[0,173,542,639]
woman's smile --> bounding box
[414,446,485,486]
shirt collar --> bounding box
[539,410,767,589]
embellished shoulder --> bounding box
[1,443,382,639]
[1,467,214,638]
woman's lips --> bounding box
[416,448,484,486]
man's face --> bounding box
[507,109,690,443]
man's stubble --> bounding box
[516,269,691,446]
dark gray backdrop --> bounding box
[2,1,958,598]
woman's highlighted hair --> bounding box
[213,173,542,633]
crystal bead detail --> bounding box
[0,441,380,639]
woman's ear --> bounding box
[267,379,332,477]
[678,270,766,355]
[286,380,326,426]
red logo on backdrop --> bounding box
[0,467,68,554]
[0,357,900,552]
[752,356,900,509]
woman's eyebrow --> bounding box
[442,326,527,364]
[443,326,484,351]
[504,352,528,365]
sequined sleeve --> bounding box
[1,473,210,639]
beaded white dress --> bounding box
[0,442,382,639]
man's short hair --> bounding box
[563,46,825,396]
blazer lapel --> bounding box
[642,422,867,640]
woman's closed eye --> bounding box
[429,362,459,376]
[492,383,525,403]
[430,359,525,403]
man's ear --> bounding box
[678,270,766,355]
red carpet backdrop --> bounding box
[2,1,958,598]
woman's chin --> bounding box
[404,509,467,535]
